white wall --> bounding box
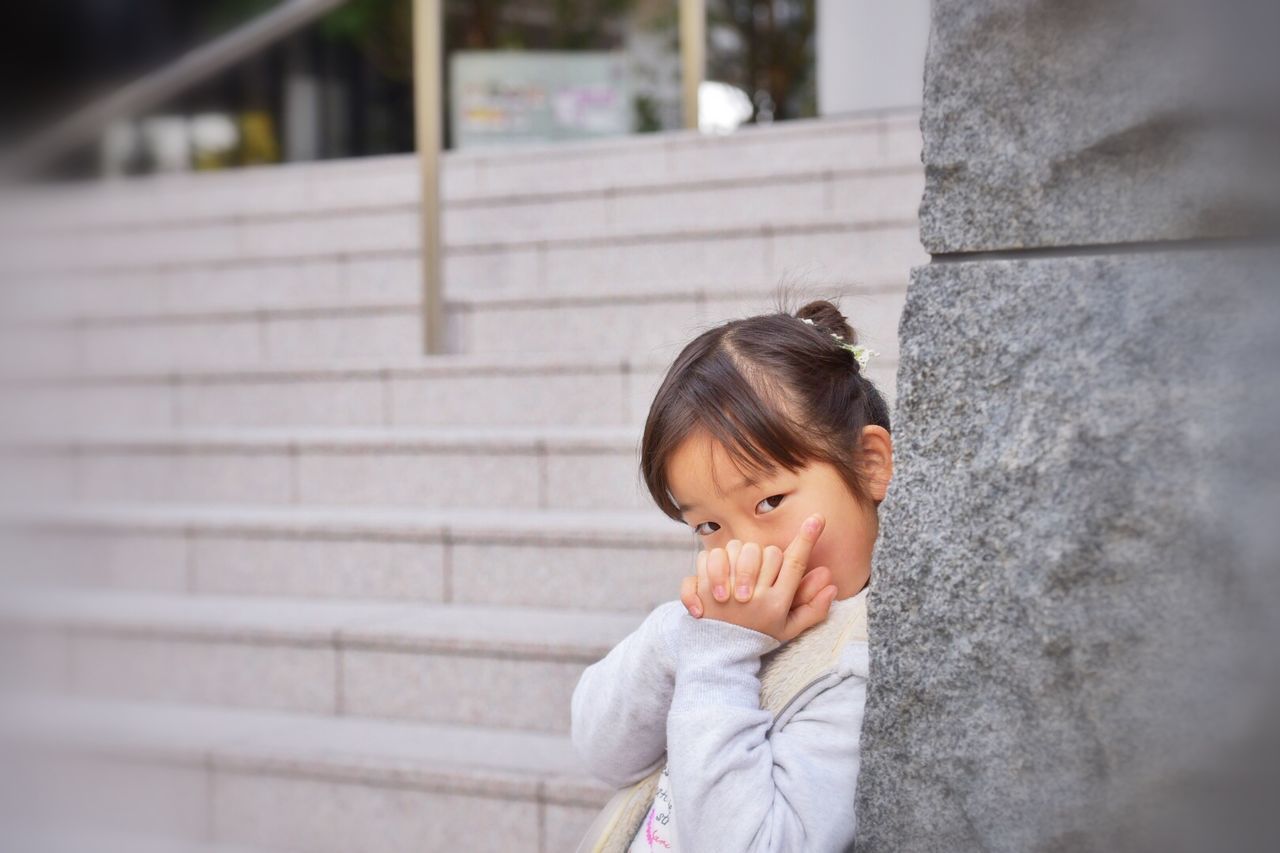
[817,0,930,115]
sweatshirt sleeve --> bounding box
[570,599,685,789]
[665,610,867,852]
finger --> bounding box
[708,547,730,602]
[725,539,742,576]
[752,540,783,589]
[759,543,784,589]
[680,574,703,618]
[791,565,834,609]
[733,542,763,602]
[782,583,838,639]
[777,514,825,595]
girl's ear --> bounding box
[860,426,894,502]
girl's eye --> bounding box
[691,495,786,537]
[756,494,785,514]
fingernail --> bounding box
[714,584,726,601]
[692,603,702,617]
[736,584,750,600]
[804,515,821,534]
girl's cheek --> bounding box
[806,543,829,570]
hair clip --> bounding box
[799,317,879,368]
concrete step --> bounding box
[3,167,923,275]
[0,502,694,610]
[0,424,659,513]
[446,164,923,245]
[2,112,920,237]
[0,587,645,733]
[0,350,901,433]
[458,280,907,360]
[0,422,645,507]
[0,352,672,433]
[0,280,908,376]
[1,253,423,328]
[0,693,609,853]
[0,303,430,376]
[1,212,925,333]
[1,820,289,853]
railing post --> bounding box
[413,0,445,355]
[679,0,706,130]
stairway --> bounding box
[0,111,924,853]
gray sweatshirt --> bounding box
[570,591,869,852]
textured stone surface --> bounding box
[856,249,1280,852]
[919,0,1280,253]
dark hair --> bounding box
[639,285,892,525]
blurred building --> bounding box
[2,0,928,179]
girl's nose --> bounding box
[728,527,779,554]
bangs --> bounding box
[645,347,823,522]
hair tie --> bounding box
[799,317,879,369]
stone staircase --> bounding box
[0,111,924,853]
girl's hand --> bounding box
[680,541,836,637]
[679,514,838,643]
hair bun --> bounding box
[795,300,856,344]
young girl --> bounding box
[571,295,894,852]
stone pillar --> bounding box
[855,2,1280,851]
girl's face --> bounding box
[665,427,891,599]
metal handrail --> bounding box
[0,0,351,180]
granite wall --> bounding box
[855,2,1280,851]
